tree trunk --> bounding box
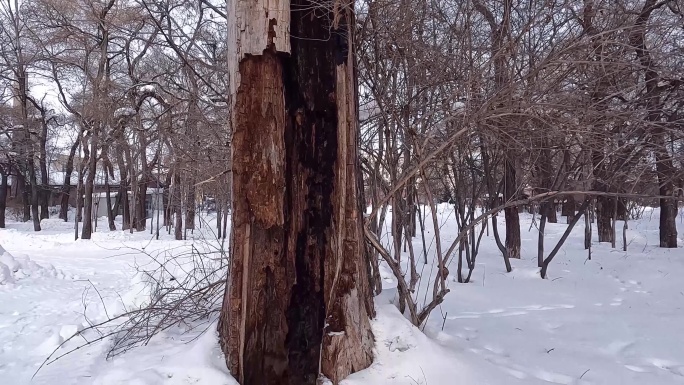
[218,2,374,384]
[592,149,613,243]
[120,184,130,230]
[595,195,613,243]
[655,137,678,247]
[115,146,132,231]
[18,175,30,222]
[135,181,147,231]
[547,202,557,223]
[172,172,182,241]
[629,0,678,248]
[504,159,520,258]
[39,122,49,220]
[75,168,83,240]
[584,199,592,251]
[562,198,575,222]
[185,177,196,231]
[391,193,405,313]
[60,135,80,221]
[538,146,556,224]
[0,173,7,228]
[81,131,97,239]
[28,159,41,231]
[106,174,116,231]
[538,212,547,268]
[163,173,172,227]
[215,202,222,239]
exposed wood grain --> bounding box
[219,1,374,384]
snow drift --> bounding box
[0,245,66,285]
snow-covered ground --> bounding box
[1,207,683,385]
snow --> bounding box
[139,85,156,94]
[114,107,136,118]
[1,207,684,384]
[0,244,66,285]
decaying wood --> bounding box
[225,0,290,112]
[218,1,374,384]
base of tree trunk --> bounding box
[596,196,613,243]
[659,198,678,248]
[505,206,521,259]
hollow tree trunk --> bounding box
[218,2,374,384]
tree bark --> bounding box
[18,175,30,222]
[105,173,116,231]
[185,177,196,231]
[135,180,147,231]
[60,132,81,221]
[562,198,575,222]
[0,172,7,228]
[28,158,41,231]
[163,173,172,227]
[172,172,182,241]
[504,159,520,258]
[81,130,97,239]
[218,2,374,384]
[112,143,128,230]
[592,150,613,243]
[39,121,49,220]
[628,0,678,248]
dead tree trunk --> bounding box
[218,1,374,384]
